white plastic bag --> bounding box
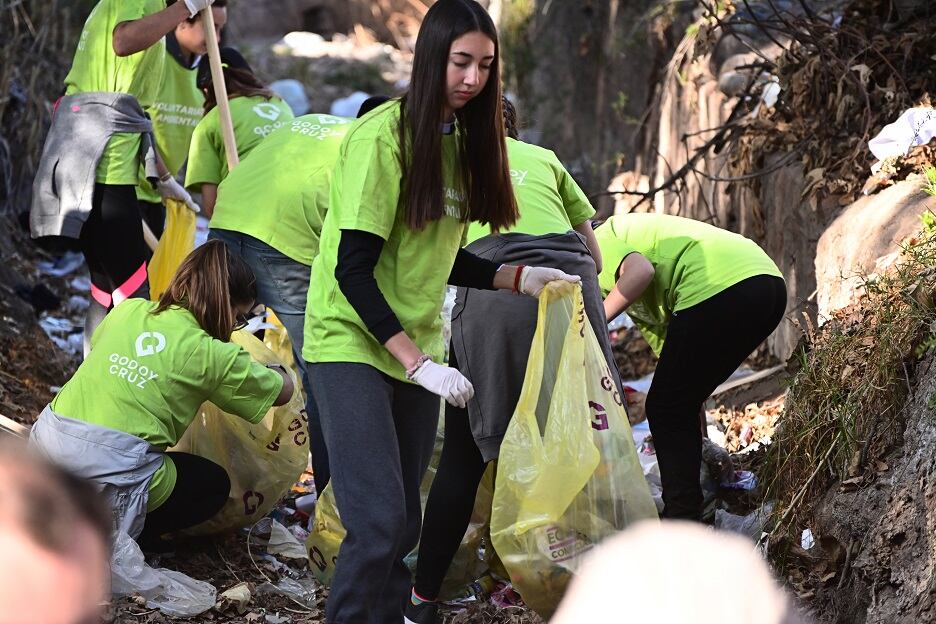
[110,531,217,616]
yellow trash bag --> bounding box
[148,198,196,301]
[490,282,658,617]
[306,419,496,598]
[171,330,309,535]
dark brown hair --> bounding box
[502,95,519,140]
[152,240,256,341]
[398,0,517,231]
[203,66,274,114]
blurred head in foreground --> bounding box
[0,439,111,624]
[552,521,809,624]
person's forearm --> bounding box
[384,331,424,372]
[603,287,630,322]
[112,2,190,57]
[200,184,218,217]
[271,367,295,406]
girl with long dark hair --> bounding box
[184,47,293,216]
[29,241,294,550]
[301,1,578,621]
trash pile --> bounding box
[727,0,936,206]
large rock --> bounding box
[815,178,928,320]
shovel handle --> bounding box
[201,6,238,172]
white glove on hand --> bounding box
[156,176,201,214]
[411,360,475,408]
[519,266,581,297]
[183,0,214,18]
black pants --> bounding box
[414,351,488,601]
[79,183,151,305]
[138,452,231,546]
[138,199,167,241]
[648,274,786,520]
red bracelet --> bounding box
[512,265,526,294]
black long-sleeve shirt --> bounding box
[335,229,500,344]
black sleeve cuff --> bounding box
[448,248,500,290]
[336,229,405,344]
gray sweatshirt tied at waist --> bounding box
[30,91,158,240]
[29,405,165,539]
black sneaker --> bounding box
[403,598,439,624]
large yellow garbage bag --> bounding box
[306,419,496,598]
[148,198,196,301]
[489,282,658,617]
[171,330,309,535]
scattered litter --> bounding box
[267,520,309,559]
[38,315,82,355]
[607,313,634,331]
[714,503,774,541]
[256,576,317,608]
[801,528,816,550]
[65,294,89,314]
[215,582,251,614]
[70,275,91,292]
[36,251,84,277]
[868,107,936,171]
[270,79,310,116]
[721,470,759,491]
[330,91,370,118]
[264,613,291,624]
[294,493,317,514]
[110,530,216,617]
[702,437,735,484]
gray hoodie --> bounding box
[30,91,159,239]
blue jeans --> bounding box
[208,229,329,494]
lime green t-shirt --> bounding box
[185,95,294,191]
[65,0,167,185]
[467,138,595,244]
[302,101,468,380]
[211,114,353,265]
[50,299,283,510]
[595,213,783,355]
[136,51,204,203]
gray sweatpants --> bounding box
[308,362,440,624]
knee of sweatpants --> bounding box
[351,499,409,559]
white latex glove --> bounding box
[519,266,581,297]
[410,360,475,408]
[156,176,201,214]
[183,0,214,18]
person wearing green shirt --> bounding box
[302,3,578,622]
[30,241,294,551]
[412,97,621,611]
[209,112,353,496]
[185,47,294,217]
[136,0,229,237]
[596,213,786,521]
[33,0,215,357]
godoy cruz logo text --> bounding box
[135,332,166,357]
[253,103,288,137]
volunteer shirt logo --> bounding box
[510,169,529,186]
[135,332,167,357]
[253,103,283,121]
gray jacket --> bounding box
[29,405,165,539]
[30,91,159,239]
[452,232,623,462]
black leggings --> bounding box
[414,351,488,601]
[648,274,786,520]
[79,183,150,306]
[138,452,231,545]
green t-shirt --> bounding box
[211,114,353,265]
[65,0,167,185]
[185,95,294,191]
[467,138,595,244]
[595,213,783,355]
[302,101,469,380]
[51,299,283,510]
[136,51,204,203]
